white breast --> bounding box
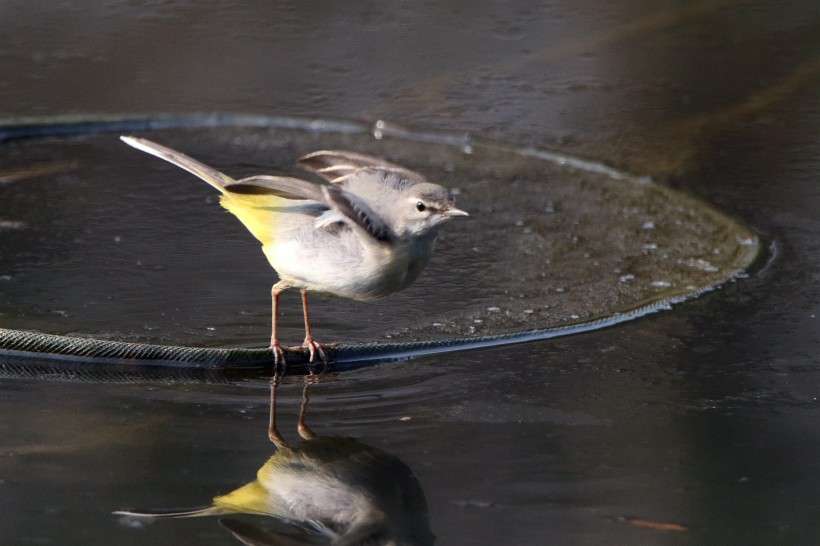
[263,234,437,301]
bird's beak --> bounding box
[444,206,469,217]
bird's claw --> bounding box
[302,337,328,373]
[270,342,287,373]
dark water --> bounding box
[2,1,820,545]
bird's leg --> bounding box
[267,376,288,450]
[297,377,317,441]
[270,281,290,368]
[300,289,327,369]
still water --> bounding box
[2,1,820,545]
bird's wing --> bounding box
[297,150,403,177]
[225,175,393,242]
[297,150,428,186]
[120,136,235,192]
[226,175,326,201]
[321,185,393,242]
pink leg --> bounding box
[300,289,327,367]
[297,377,316,440]
[270,281,290,367]
[267,376,288,450]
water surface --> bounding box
[2,1,820,545]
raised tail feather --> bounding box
[120,136,236,192]
[120,135,287,247]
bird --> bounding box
[113,434,434,545]
[113,378,435,545]
[120,136,468,366]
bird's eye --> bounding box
[415,201,426,212]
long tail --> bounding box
[120,136,235,192]
[121,135,285,247]
[113,505,225,518]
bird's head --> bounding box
[391,182,468,239]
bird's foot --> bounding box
[302,336,328,373]
[270,341,287,372]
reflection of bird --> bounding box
[116,437,434,545]
[120,137,468,365]
[114,380,435,545]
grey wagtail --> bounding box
[121,137,468,365]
